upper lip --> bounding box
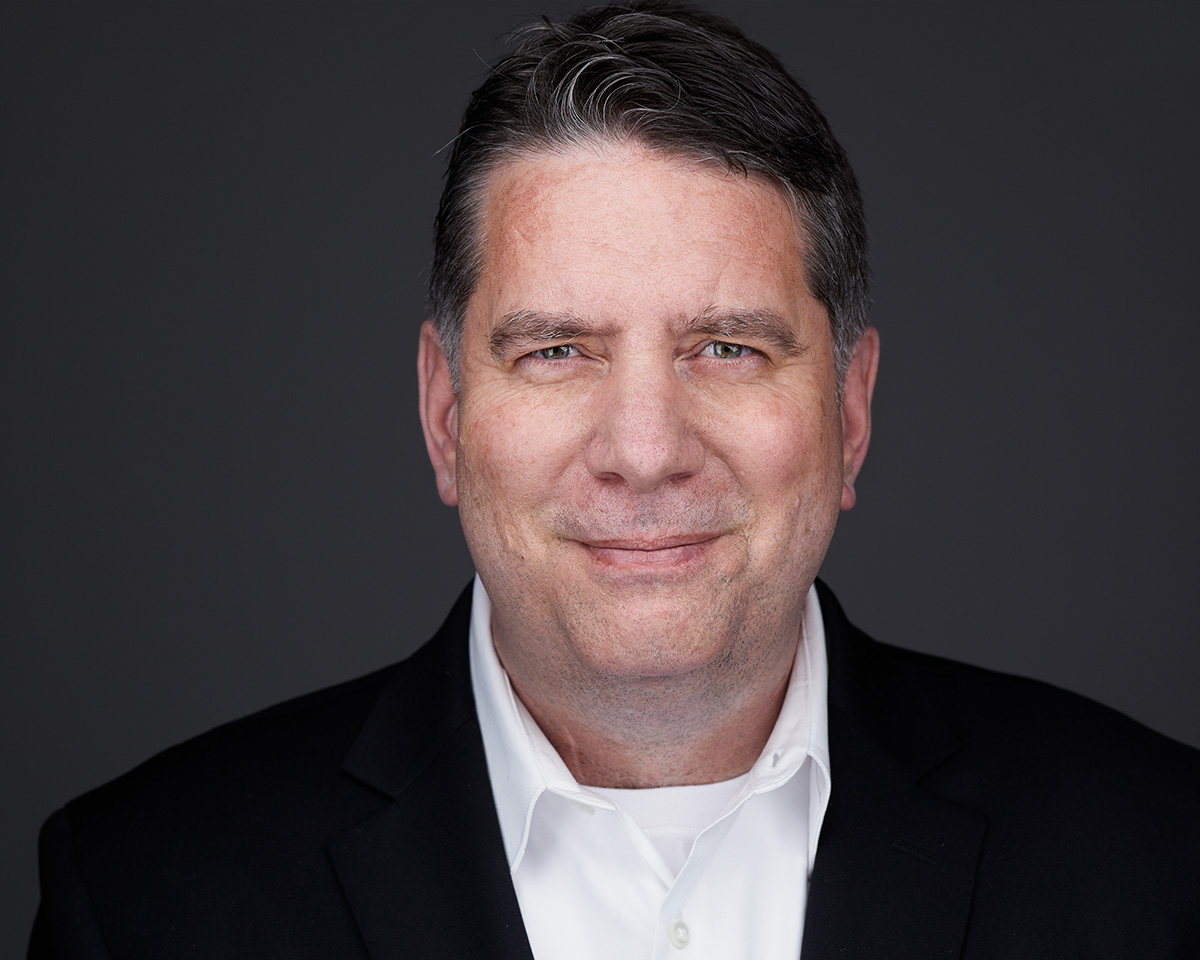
[576,533,719,551]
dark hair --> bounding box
[428,0,869,388]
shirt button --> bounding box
[668,919,691,949]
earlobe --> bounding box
[417,320,460,506]
[840,327,880,511]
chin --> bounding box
[564,603,740,679]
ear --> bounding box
[840,326,880,511]
[417,320,460,506]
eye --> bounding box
[702,340,751,359]
[530,344,579,360]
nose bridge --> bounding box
[586,354,704,490]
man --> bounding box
[30,3,1200,958]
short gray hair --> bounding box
[428,1,869,388]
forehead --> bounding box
[467,142,812,331]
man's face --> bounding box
[420,142,876,687]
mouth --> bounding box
[573,533,722,571]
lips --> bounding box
[572,533,721,571]
[579,533,719,551]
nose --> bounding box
[584,360,705,492]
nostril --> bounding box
[585,405,703,491]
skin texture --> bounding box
[420,141,878,787]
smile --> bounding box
[574,534,721,571]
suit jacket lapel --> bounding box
[326,588,535,960]
[801,582,986,960]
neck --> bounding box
[501,643,796,788]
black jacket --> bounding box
[30,582,1200,958]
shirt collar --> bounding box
[468,575,831,871]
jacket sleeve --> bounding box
[28,808,112,960]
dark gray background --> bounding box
[4,1,1198,950]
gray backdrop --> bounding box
[5,2,1198,952]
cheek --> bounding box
[456,390,579,519]
[699,389,844,548]
[702,387,841,482]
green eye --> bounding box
[709,341,746,359]
[535,344,576,360]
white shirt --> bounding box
[469,576,832,960]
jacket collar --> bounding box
[327,586,535,960]
[800,580,986,960]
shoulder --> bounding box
[903,645,1200,948]
[816,580,1200,787]
[33,588,479,955]
[820,590,1200,948]
[882,637,1200,786]
[818,578,1199,856]
[62,585,476,842]
[60,663,399,859]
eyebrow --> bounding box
[487,312,624,360]
[488,310,600,359]
[486,306,806,359]
[684,308,805,357]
